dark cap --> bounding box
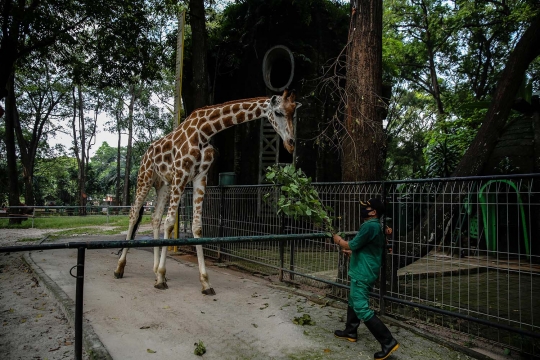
[360,198,385,217]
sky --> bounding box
[50,114,128,158]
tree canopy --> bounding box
[1,0,539,208]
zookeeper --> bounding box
[332,198,399,360]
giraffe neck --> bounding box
[188,97,270,142]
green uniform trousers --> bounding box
[348,278,375,322]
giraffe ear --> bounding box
[271,95,279,106]
[288,90,296,102]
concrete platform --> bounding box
[25,236,488,360]
[397,251,540,279]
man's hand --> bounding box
[343,249,352,256]
[332,233,350,250]
[385,226,392,236]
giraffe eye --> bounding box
[274,111,284,117]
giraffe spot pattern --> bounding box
[236,112,246,123]
[189,132,200,147]
[213,121,223,132]
[200,123,213,137]
[208,109,221,122]
[162,141,172,153]
[163,153,172,164]
[222,116,234,127]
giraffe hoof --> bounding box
[202,288,216,295]
[114,272,124,279]
[154,282,168,290]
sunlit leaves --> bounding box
[264,164,334,231]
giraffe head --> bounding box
[268,89,302,154]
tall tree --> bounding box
[189,0,210,110]
[342,0,384,182]
[452,12,540,177]
[400,12,540,264]
[70,85,98,212]
[13,62,68,206]
[123,83,139,206]
[4,73,22,223]
[0,0,90,106]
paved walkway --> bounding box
[26,236,481,360]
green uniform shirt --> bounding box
[347,218,385,285]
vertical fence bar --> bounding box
[279,213,285,282]
[379,181,387,316]
[289,238,295,281]
[217,185,225,261]
[74,247,86,360]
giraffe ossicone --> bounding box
[114,89,302,293]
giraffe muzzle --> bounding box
[284,139,295,154]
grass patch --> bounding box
[18,237,42,242]
[46,228,111,239]
[0,215,152,230]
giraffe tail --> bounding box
[117,206,145,256]
[130,205,145,241]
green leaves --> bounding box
[264,164,334,232]
[293,314,316,326]
[194,340,206,356]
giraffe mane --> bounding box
[187,97,269,116]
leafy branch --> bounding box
[263,164,336,234]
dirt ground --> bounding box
[0,226,123,360]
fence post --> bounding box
[279,213,285,282]
[379,181,387,316]
[217,185,225,261]
[74,247,85,360]
[289,231,295,281]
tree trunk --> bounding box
[10,75,35,207]
[71,86,82,212]
[189,0,209,110]
[341,0,384,183]
[4,72,22,224]
[123,84,136,206]
[189,0,214,184]
[116,108,122,207]
[78,87,86,214]
[334,0,384,297]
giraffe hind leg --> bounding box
[154,172,189,290]
[114,166,153,279]
[152,182,169,283]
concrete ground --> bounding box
[25,236,482,360]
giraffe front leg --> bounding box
[193,146,216,295]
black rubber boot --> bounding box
[364,315,399,360]
[334,306,361,342]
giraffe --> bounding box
[114,89,301,294]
